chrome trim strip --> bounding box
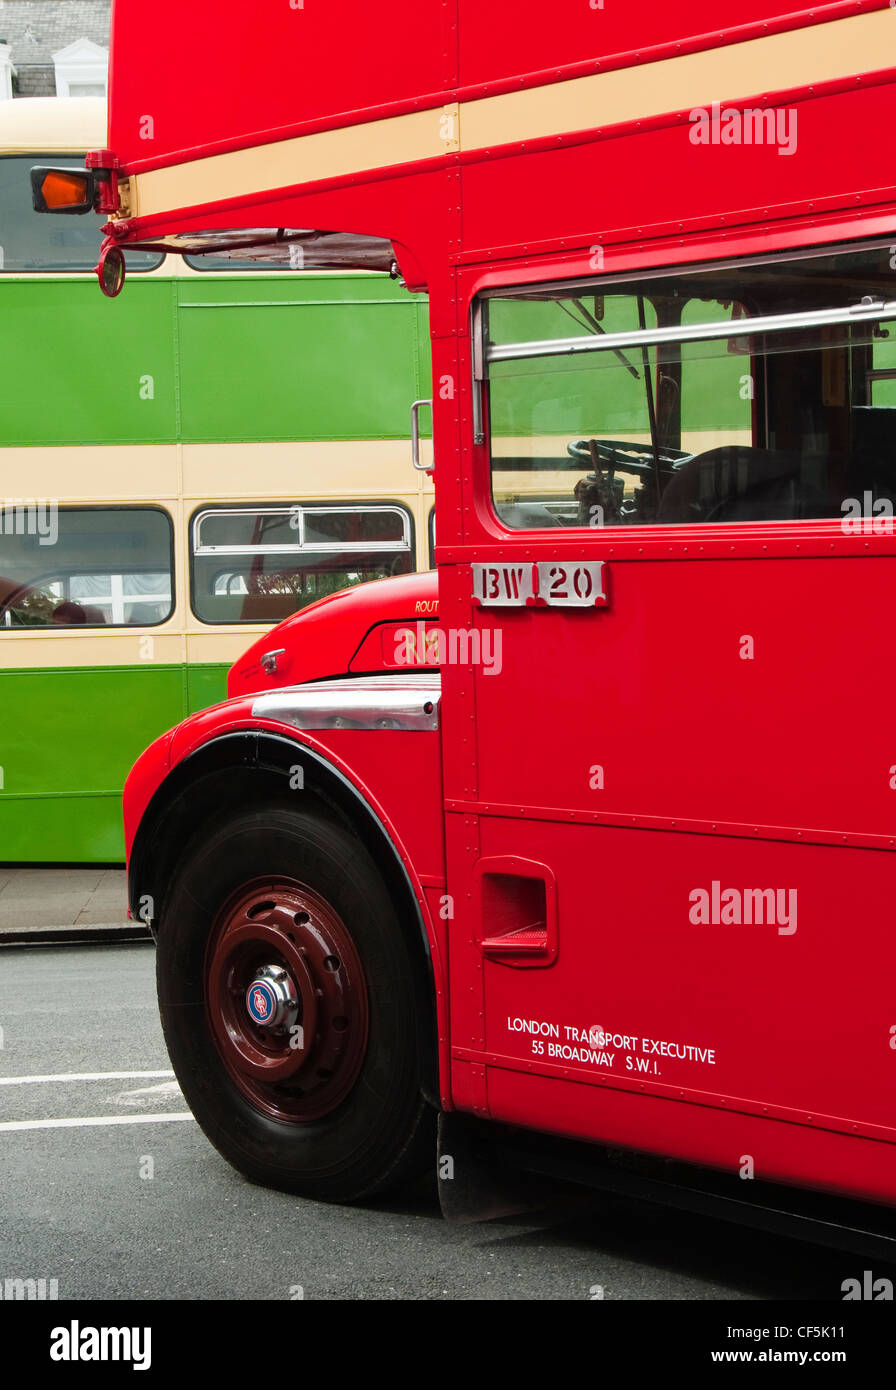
[253,673,441,732]
[485,298,896,368]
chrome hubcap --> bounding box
[245,964,299,1033]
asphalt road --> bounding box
[0,944,876,1301]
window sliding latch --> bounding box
[850,295,889,314]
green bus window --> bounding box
[0,156,163,272]
[190,504,414,624]
[184,253,297,272]
[0,506,174,627]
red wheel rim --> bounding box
[205,877,369,1122]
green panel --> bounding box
[0,272,433,448]
[0,665,186,861]
[0,795,126,862]
[871,379,896,406]
[680,300,752,433]
[0,665,185,795]
[489,296,650,438]
[490,295,748,438]
[416,297,433,426]
[186,663,230,715]
[0,663,237,862]
[0,278,178,445]
[176,274,431,442]
[873,337,896,405]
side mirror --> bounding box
[30,166,96,215]
[95,241,127,299]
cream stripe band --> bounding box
[127,9,894,221]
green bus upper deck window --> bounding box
[0,156,162,272]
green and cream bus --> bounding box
[0,99,434,862]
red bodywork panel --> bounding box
[123,695,450,1100]
[123,699,444,888]
[228,570,438,697]
[111,0,896,1208]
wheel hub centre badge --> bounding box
[246,980,277,1026]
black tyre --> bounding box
[156,803,435,1201]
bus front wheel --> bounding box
[156,804,435,1201]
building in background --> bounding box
[0,0,109,99]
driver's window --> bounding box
[489,339,653,528]
[483,243,896,529]
[488,294,653,528]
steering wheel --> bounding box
[568,438,689,478]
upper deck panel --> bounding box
[108,1,876,173]
[455,0,833,88]
[109,1,451,170]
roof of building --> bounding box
[0,2,109,67]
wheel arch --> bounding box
[129,729,445,1105]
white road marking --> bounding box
[114,1079,184,1107]
[0,1070,175,1087]
[0,1113,194,1132]
[117,1081,182,1099]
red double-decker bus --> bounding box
[36,1,896,1246]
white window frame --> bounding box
[0,45,14,100]
[52,38,108,100]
